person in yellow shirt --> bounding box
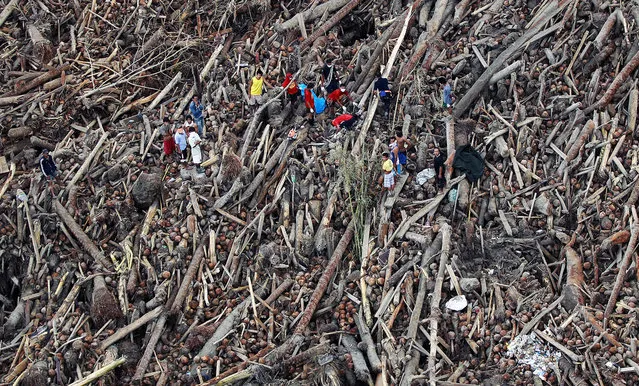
[381,152,395,192]
[247,70,272,110]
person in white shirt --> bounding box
[188,127,203,173]
[184,115,197,130]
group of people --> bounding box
[38,62,456,197]
[381,131,412,192]
[247,59,362,133]
[379,77,455,193]
[160,96,206,173]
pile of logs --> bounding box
[2,0,639,384]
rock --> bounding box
[460,278,480,292]
[131,172,162,209]
[106,164,126,181]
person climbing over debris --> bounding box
[302,82,316,123]
[189,95,205,137]
[321,57,340,94]
[394,131,411,174]
[441,77,455,113]
[381,152,395,192]
[433,147,446,192]
[374,74,392,117]
[282,72,300,105]
[174,126,188,163]
[327,85,352,115]
[40,149,57,196]
[248,69,271,110]
[332,113,359,132]
[188,126,203,173]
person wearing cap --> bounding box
[188,126,203,173]
[282,72,300,105]
[381,152,395,192]
[174,126,188,162]
[189,95,206,136]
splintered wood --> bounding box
[1,0,639,384]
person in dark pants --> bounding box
[321,58,339,93]
[374,74,392,117]
[40,149,57,196]
[433,147,446,192]
[331,113,359,132]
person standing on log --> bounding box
[433,147,446,192]
[282,72,300,106]
[381,152,395,192]
[248,70,271,112]
[189,95,205,137]
[39,149,57,196]
[374,74,392,118]
[321,57,340,94]
[440,77,455,113]
[188,127,203,173]
[395,131,411,174]
[174,126,188,163]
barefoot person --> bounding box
[381,152,395,192]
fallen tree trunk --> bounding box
[275,0,351,32]
[300,0,362,51]
[428,222,452,386]
[583,49,639,115]
[453,0,572,118]
[53,199,113,269]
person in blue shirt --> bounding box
[174,126,188,162]
[189,95,205,136]
[440,77,455,112]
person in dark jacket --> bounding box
[374,74,392,117]
[40,149,57,196]
[40,149,57,179]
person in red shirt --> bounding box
[282,72,299,105]
[327,86,352,115]
[331,113,358,132]
[304,83,315,123]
